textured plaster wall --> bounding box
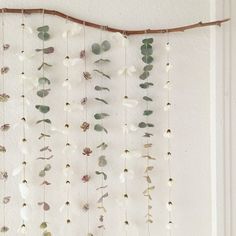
[0,0,213,236]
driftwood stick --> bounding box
[0,8,230,36]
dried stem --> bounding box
[0,8,230,35]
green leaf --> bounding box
[35,105,50,114]
[35,47,54,54]
[143,96,153,101]
[140,82,154,89]
[38,32,50,41]
[40,222,48,229]
[139,71,149,80]
[95,86,110,92]
[139,122,147,128]
[143,110,153,116]
[143,133,153,138]
[94,124,108,133]
[144,65,153,71]
[141,44,153,56]
[36,119,52,124]
[38,62,52,71]
[38,77,51,85]
[98,155,107,167]
[37,89,50,98]
[142,56,154,64]
[97,142,108,150]
[94,59,110,64]
[92,43,101,55]
[39,170,45,177]
[95,98,108,104]
[95,171,107,180]
[43,231,52,236]
[93,69,111,79]
[101,40,111,51]
[142,38,153,44]
[37,25,49,32]
[94,113,109,120]
[147,123,154,127]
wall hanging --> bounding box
[0,7,229,236]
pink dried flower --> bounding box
[83,147,92,156]
[82,175,90,183]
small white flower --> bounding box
[166,221,173,230]
[62,144,77,154]
[12,165,23,177]
[120,170,134,183]
[164,81,172,90]
[18,141,29,155]
[118,66,136,77]
[122,124,138,134]
[25,26,33,34]
[17,52,35,62]
[19,182,29,199]
[164,102,171,111]
[120,150,141,159]
[163,129,173,139]
[166,42,171,51]
[62,80,72,90]
[63,57,80,67]
[166,63,172,72]
[111,32,129,47]
[122,98,138,108]
[62,23,82,38]
[20,204,31,221]
[17,224,27,234]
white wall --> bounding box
[0,0,231,236]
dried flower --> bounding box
[1,67,9,75]
[82,203,89,212]
[82,175,90,183]
[0,171,8,181]
[0,226,9,233]
[80,50,85,59]
[83,72,92,80]
[0,124,10,132]
[80,122,90,132]
[3,196,11,204]
[81,97,87,106]
[83,147,92,156]
[3,44,10,50]
[0,145,6,153]
[0,94,10,102]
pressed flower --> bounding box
[3,196,11,204]
[80,122,90,132]
[83,147,92,156]
[3,44,10,50]
[0,226,9,233]
[80,50,86,59]
[0,93,10,102]
[1,66,9,74]
[0,145,6,153]
[0,171,8,181]
[82,203,89,212]
[82,175,90,183]
[83,71,92,80]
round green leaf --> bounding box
[38,32,50,41]
[143,96,153,101]
[141,44,153,56]
[139,71,150,80]
[94,113,109,120]
[92,43,101,55]
[38,77,50,85]
[142,56,154,64]
[143,110,153,116]
[40,222,48,229]
[37,89,50,98]
[144,65,153,71]
[142,38,153,44]
[94,124,108,133]
[35,105,50,113]
[37,25,49,32]
[138,122,147,128]
[101,40,111,52]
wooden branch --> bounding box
[0,8,230,36]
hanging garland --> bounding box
[35,12,54,236]
[0,10,10,234]
[91,27,111,233]
[138,36,155,232]
[164,33,174,233]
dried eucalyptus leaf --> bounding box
[38,32,50,41]
[37,25,49,32]
[38,77,51,85]
[142,38,153,44]
[94,59,110,64]
[35,105,50,113]
[94,113,109,120]
[44,164,51,171]
[93,69,111,79]
[0,226,9,232]
[37,89,50,98]
[139,71,149,80]
[144,64,153,71]
[95,98,108,104]
[96,142,108,150]
[40,222,48,229]
[95,86,110,92]
[95,171,107,180]
[94,124,108,133]
[0,94,10,102]
[141,44,153,56]
[98,155,107,167]
[35,47,54,54]
[101,40,111,51]
[140,82,154,89]
[39,170,45,177]
[138,122,147,128]
[143,110,153,116]
[97,192,108,203]
[143,96,152,101]
[43,232,52,236]
[36,119,52,124]
[92,43,101,55]
[142,56,154,64]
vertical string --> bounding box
[165,31,174,235]
[64,16,71,227]
[20,9,27,234]
[123,32,129,235]
[83,21,90,235]
[1,9,7,235]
